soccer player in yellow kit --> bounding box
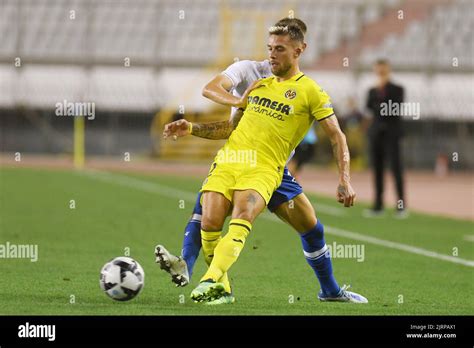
[166,23,367,304]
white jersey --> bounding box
[221,59,295,164]
[222,59,272,99]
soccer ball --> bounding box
[99,256,145,301]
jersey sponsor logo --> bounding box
[247,95,292,115]
[248,105,285,121]
[284,89,297,100]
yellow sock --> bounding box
[218,273,231,293]
[201,230,221,266]
[201,219,251,283]
[201,230,232,293]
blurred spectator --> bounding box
[341,97,366,170]
[364,59,407,218]
[288,126,317,179]
[341,97,364,130]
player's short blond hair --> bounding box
[274,17,307,35]
[269,18,305,43]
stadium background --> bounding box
[0,0,473,315]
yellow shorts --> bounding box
[200,162,282,205]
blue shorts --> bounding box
[192,167,302,217]
[267,166,303,212]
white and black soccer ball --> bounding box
[99,256,145,301]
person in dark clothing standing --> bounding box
[365,59,407,218]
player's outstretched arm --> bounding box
[190,108,244,139]
[163,79,261,140]
[162,109,244,140]
[191,79,258,139]
[319,115,356,207]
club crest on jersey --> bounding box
[284,89,296,100]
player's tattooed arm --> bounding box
[319,115,356,207]
[191,121,233,140]
[162,109,244,140]
[191,108,244,140]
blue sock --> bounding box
[300,220,340,297]
[181,192,203,279]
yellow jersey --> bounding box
[224,72,334,170]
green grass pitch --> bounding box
[0,167,473,315]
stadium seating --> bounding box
[0,0,471,120]
[0,0,397,65]
[359,0,474,69]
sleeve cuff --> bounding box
[317,113,335,122]
[221,71,238,89]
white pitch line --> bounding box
[312,203,345,216]
[79,170,474,268]
[81,170,344,217]
[464,235,474,242]
[325,226,474,267]
[80,169,197,202]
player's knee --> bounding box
[289,214,316,233]
[300,213,317,232]
[277,201,317,233]
[201,215,224,232]
[232,210,253,223]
